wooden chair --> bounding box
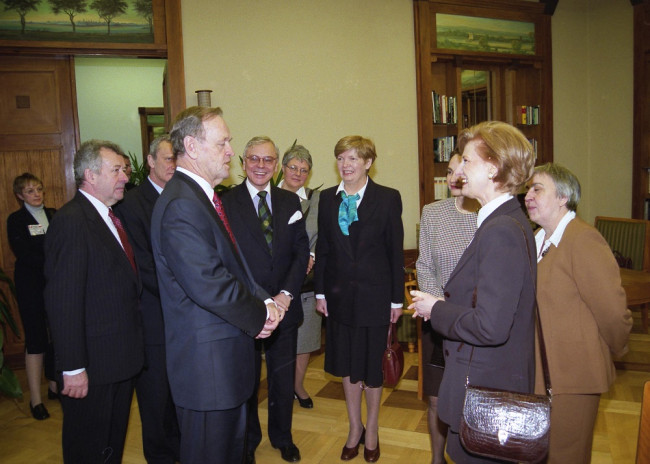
[595,216,650,332]
[637,380,650,463]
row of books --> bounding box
[432,91,458,124]
[433,177,450,200]
[434,135,456,162]
[519,105,541,125]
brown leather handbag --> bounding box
[459,219,552,464]
[382,323,404,387]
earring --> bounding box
[488,173,494,180]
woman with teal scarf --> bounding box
[314,135,404,463]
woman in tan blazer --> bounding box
[524,163,633,463]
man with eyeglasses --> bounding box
[222,136,310,463]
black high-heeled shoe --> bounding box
[294,391,313,409]
[30,402,50,420]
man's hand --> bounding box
[306,256,315,274]
[273,293,291,312]
[62,371,89,398]
[316,298,328,317]
[257,301,280,339]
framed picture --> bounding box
[436,13,535,56]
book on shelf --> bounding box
[432,91,457,125]
[434,177,449,200]
[519,105,541,125]
[434,135,456,162]
[527,138,538,158]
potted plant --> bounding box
[0,267,23,399]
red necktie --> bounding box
[212,192,238,250]
[108,208,137,274]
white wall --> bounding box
[75,57,167,162]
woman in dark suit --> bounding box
[410,121,537,463]
[7,172,57,420]
[315,135,404,463]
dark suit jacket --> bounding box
[7,206,56,310]
[222,182,309,327]
[151,171,269,411]
[115,179,165,345]
[44,191,144,385]
[314,178,404,327]
[430,198,537,431]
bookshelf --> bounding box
[413,0,555,208]
[632,0,650,219]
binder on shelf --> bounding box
[434,177,449,200]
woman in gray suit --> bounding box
[410,121,537,463]
[315,135,404,463]
[279,143,321,409]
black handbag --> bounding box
[382,322,404,387]
[459,219,552,464]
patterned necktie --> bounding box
[108,208,137,274]
[212,192,238,250]
[257,191,273,251]
[338,191,360,236]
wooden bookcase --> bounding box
[414,0,555,208]
[632,0,650,219]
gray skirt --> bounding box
[296,291,322,354]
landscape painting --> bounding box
[436,13,535,56]
[0,0,154,43]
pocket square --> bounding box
[288,210,303,224]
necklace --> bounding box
[454,197,478,214]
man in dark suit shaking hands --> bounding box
[223,136,309,463]
[151,107,281,464]
[44,140,145,463]
[115,135,180,463]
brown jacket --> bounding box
[535,217,632,395]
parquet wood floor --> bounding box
[1,316,648,463]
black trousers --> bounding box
[176,402,247,464]
[246,322,298,451]
[60,377,135,463]
[135,343,180,464]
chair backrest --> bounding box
[637,380,650,463]
[595,216,650,272]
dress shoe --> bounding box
[276,443,301,462]
[341,427,365,461]
[47,388,59,400]
[363,439,380,463]
[30,402,50,420]
[244,449,256,464]
[294,391,313,409]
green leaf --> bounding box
[0,366,23,399]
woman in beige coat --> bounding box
[524,163,633,463]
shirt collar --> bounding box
[477,193,513,228]
[147,176,164,194]
[245,178,271,201]
[176,167,215,201]
[79,188,111,217]
[277,180,308,200]
[534,210,576,260]
[336,177,369,202]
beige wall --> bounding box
[552,0,633,224]
[180,0,634,248]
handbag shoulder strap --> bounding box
[465,217,552,398]
[386,322,398,348]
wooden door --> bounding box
[0,55,79,364]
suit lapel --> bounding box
[332,190,355,259]
[75,192,138,283]
[234,183,271,255]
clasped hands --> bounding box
[408,290,441,322]
[256,293,291,339]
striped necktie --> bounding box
[257,191,273,251]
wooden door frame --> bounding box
[0,0,185,131]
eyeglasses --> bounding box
[286,165,310,176]
[246,155,277,166]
